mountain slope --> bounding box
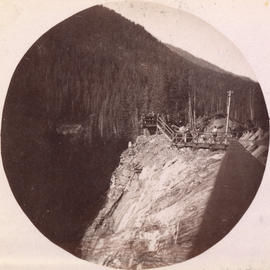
[3,5,267,143]
[166,44,254,81]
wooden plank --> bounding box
[174,142,228,150]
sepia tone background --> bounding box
[0,0,270,269]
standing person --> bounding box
[150,111,155,125]
[141,114,145,128]
[165,114,170,125]
[212,125,218,143]
[186,127,192,143]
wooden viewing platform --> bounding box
[142,115,230,151]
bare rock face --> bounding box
[78,135,224,269]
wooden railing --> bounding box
[143,115,258,151]
[156,117,175,141]
[156,116,231,150]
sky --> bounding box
[104,1,257,81]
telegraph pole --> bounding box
[225,90,233,142]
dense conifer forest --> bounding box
[5,6,268,142]
[1,5,268,254]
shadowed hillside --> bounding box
[1,5,268,255]
[189,141,265,259]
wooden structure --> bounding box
[142,114,229,151]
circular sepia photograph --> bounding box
[1,2,269,269]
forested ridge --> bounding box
[5,6,268,143]
[1,5,268,255]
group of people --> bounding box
[170,123,221,144]
[141,112,225,144]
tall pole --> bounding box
[225,90,233,139]
[188,91,193,128]
[193,89,196,127]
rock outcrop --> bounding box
[78,135,224,269]
[239,128,269,164]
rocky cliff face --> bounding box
[78,135,224,269]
